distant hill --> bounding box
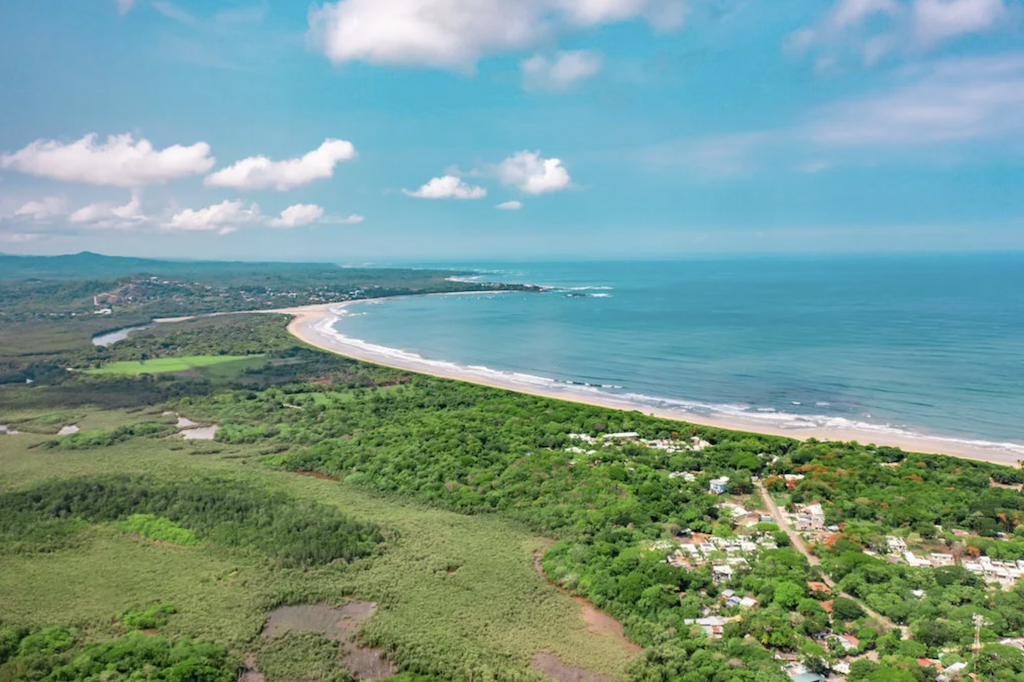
[0,251,343,282]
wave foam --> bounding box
[315,305,1024,460]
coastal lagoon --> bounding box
[327,256,1024,457]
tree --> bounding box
[773,581,805,610]
[831,597,865,622]
[848,659,877,682]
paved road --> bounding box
[755,482,904,634]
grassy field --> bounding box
[0,415,638,681]
[85,355,264,375]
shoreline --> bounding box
[262,297,1024,468]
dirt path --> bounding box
[755,482,905,635]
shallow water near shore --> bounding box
[330,256,1024,455]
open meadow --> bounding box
[0,415,638,682]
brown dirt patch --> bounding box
[533,552,640,653]
[531,652,616,682]
[261,602,396,681]
[237,652,265,682]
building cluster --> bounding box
[568,432,712,453]
[962,556,1024,588]
[667,533,778,581]
[717,501,772,526]
[883,536,1024,589]
[788,502,826,532]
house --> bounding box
[943,661,968,677]
[930,553,955,567]
[760,514,775,524]
[838,634,859,652]
[808,581,832,595]
[712,565,734,582]
[819,600,834,614]
[904,551,932,568]
[739,597,759,608]
[709,476,730,495]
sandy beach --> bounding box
[261,298,1024,468]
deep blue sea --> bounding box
[333,256,1024,449]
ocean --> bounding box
[331,256,1024,452]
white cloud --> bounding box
[152,1,198,25]
[117,0,135,15]
[787,0,1015,68]
[630,131,776,179]
[498,151,572,194]
[308,0,686,70]
[326,213,365,224]
[269,204,324,228]
[0,134,214,187]
[521,50,603,91]
[809,54,1024,145]
[15,197,67,221]
[69,192,148,229]
[205,139,356,191]
[403,175,487,199]
[913,0,1009,45]
[164,200,260,235]
[830,0,899,28]
[497,200,523,210]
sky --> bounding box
[0,0,1022,261]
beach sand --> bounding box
[261,299,1024,468]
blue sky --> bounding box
[0,0,1022,260]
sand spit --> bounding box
[262,300,1024,468]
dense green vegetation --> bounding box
[256,633,348,682]
[0,625,233,682]
[0,475,384,566]
[3,278,1024,682]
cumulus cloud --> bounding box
[497,200,523,210]
[308,0,686,70]
[163,200,359,233]
[403,175,487,199]
[497,151,572,194]
[521,50,603,91]
[163,200,261,235]
[269,204,324,228]
[69,192,148,229]
[15,197,67,221]
[787,0,1016,68]
[0,134,215,187]
[205,139,356,191]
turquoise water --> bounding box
[333,256,1024,448]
